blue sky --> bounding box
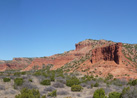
[0,0,137,60]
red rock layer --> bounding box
[0,58,32,71]
[23,55,76,71]
[75,43,92,51]
[91,43,122,64]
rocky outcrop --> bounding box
[75,43,92,51]
[91,43,122,64]
[0,58,33,71]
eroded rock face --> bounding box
[75,43,92,51]
[91,43,122,64]
[0,58,33,71]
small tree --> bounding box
[91,84,94,88]
[40,79,51,85]
[66,77,80,87]
[48,90,57,97]
[128,79,137,86]
[93,88,105,98]
[71,85,82,92]
[108,92,121,98]
[15,88,40,98]
[94,82,99,87]
[14,78,23,86]
[3,77,10,82]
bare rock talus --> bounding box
[91,43,122,64]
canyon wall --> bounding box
[91,43,122,64]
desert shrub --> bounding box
[91,84,94,88]
[112,79,127,86]
[50,75,55,81]
[77,93,81,97]
[96,78,104,83]
[71,85,83,92]
[52,82,64,88]
[81,75,94,83]
[56,69,64,78]
[108,92,121,98]
[121,87,137,98]
[37,75,45,82]
[22,75,28,80]
[80,83,86,87]
[14,78,23,86]
[57,90,68,95]
[22,82,37,89]
[121,87,130,94]
[87,80,96,85]
[15,88,40,98]
[94,82,99,87]
[44,86,55,92]
[48,90,57,97]
[42,73,48,78]
[0,85,5,90]
[4,91,9,94]
[14,72,21,76]
[21,72,26,75]
[56,77,66,84]
[66,77,80,87]
[104,87,112,95]
[106,73,113,80]
[93,88,106,98]
[9,90,16,94]
[41,95,46,98]
[40,79,51,85]
[29,79,33,82]
[128,79,137,86]
[3,77,11,82]
[92,78,97,81]
[33,71,42,76]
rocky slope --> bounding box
[0,58,33,71]
[0,39,137,79]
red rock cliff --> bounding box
[91,43,122,64]
[75,43,92,51]
[0,58,33,71]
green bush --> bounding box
[50,75,55,81]
[3,77,11,82]
[108,92,121,98]
[15,88,40,98]
[93,88,105,98]
[41,95,46,98]
[40,79,51,85]
[33,71,41,76]
[121,87,130,95]
[14,72,21,76]
[29,79,33,82]
[66,77,80,87]
[128,79,137,86]
[91,84,94,88]
[106,73,113,80]
[48,90,57,97]
[81,75,94,83]
[94,82,99,87]
[21,72,26,75]
[121,87,137,98]
[71,85,82,92]
[14,78,23,86]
